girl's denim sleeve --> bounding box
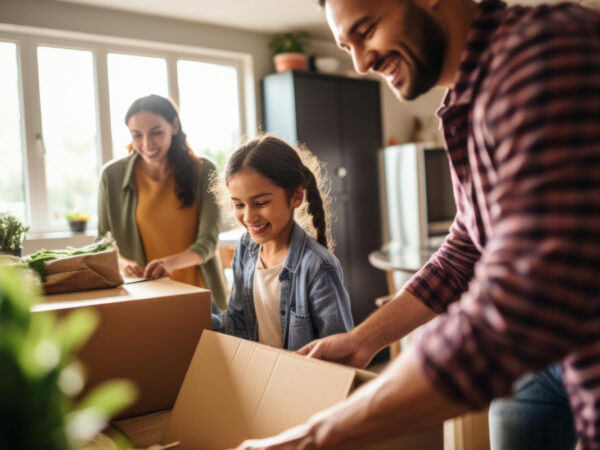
[211,238,253,341]
[309,259,354,337]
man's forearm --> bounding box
[311,345,468,448]
[352,289,437,357]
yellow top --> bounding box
[134,165,205,288]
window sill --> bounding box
[22,228,245,256]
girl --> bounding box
[212,135,353,350]
[98,94,227,310]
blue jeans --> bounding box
[489,365,577,450]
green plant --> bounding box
[267,31,310,56]
[65,211,91,222]
[0,265,136,449]
[0,213,29,252]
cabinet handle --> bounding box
[336,167,347,178]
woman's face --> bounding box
[127,110,178,168]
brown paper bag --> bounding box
[43,249,124,295]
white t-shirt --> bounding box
[253,254,284,348]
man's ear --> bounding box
[291,186,304,208]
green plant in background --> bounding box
[65,211,91,222]
[267,31,310,56]
[0,266,136,449]
[0,213,29,253]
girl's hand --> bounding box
[118,255,144,278]
[144,258,172,279]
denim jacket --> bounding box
[212,222,354,350]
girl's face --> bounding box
[127,110,178,168]
[228,168,303,250]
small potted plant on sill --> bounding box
[66,211,91,233]
[0,213,28,257]
[268,31,310,72]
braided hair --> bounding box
[125,94,198,208]
[223,134,332,249]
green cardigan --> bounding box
[97,153,227,310]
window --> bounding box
[0,42,26,221]
[107,53,169,159]
[0,28,251,235]
[38,46,100,226]
[177,59,241,171]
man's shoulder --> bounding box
[492,2,600,52]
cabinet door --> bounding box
[294,76,346,194]
[340,80,382,195]
[346,193,388,324]
[341,81,387,323]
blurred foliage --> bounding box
[0,213,29,253]
[199,147,228,174]
[267,32,310,56]
[0,266,136,449]
[65,211,91,222]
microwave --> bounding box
[378,142,456,249]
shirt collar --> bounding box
[121,152,140,190]
[442,0,507,110]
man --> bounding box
[236,0,600,448]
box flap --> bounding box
[162,331,360,449]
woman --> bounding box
[97,94,227,310]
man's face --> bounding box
[325,0,446,100]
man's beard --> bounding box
[391,5,446,100]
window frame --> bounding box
[0,25,254,235]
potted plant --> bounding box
[0,265,136,449]
[268,31,310,72]
[0,213,28,257]
[65,211,91,233]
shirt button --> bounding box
[450,126,457,136]
[280,310,286,316]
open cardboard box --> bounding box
[157,330,442,449]
[33,278,211,418]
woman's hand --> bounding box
[118,255,144,278]
[144,258,172,279]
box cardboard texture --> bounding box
[161,331,443,450]
[32,278,211,418]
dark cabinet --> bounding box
[262,70,387,325]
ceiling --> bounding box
[51,0,334,39]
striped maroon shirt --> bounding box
[405,0,600,447]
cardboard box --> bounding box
[161,330,443,449]
[32,278,211,418]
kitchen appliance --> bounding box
[378,142,456,249]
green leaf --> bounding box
[54,309,99,356]
[77,380,138,418]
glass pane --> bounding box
[0,42,27,222]
[177,60,241,172]
[107,53,168,159]
[38,46,100,228]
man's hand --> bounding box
[297,331,376,369]
[144,258,172,279]
[118,255,144,278]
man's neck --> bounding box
[437,0,479,88]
